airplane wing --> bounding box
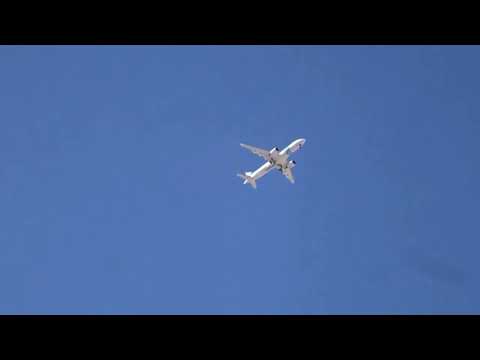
[283,168,295,184]
[240,143,271,162]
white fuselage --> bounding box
[248,138,306,181]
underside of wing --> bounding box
[283,168,295,184]
[240,143,271,162]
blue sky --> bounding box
[1,46,479,314]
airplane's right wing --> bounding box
[240,143,271,162]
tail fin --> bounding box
[237,172,257,189]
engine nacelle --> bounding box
[287,160,296,168]
[270,147,280,155]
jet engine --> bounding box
[287,160,296,168]
[270,147,280,155]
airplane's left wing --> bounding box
[240,143,271,162]
[283,168,295,184]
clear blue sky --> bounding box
[1,46,479,314]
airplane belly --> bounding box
[252,162,274,179]
[276,155,288,168]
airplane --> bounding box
[237,138,306,189]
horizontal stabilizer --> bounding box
[237,173,257,189]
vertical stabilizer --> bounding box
[237,172,257,189]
